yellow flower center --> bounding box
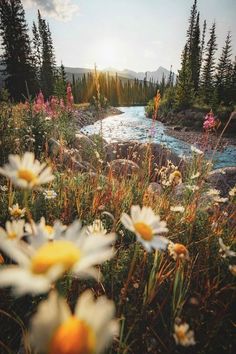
[31,240,81,274]
[44,225,54,234]
[176,329,186,342]
[173,243,188,256]
[49,316,96,354]
[18,169,37,184]
[11,209,22,217]
[134,222,153,241]
[7,232,17,239]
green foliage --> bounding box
[174,45,194,109]
[0,0,38,101]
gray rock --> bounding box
[48,138,61,158]
[147,182,163,195]
[108,159,139,177]
[207,166,236,196]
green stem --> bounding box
[119,242,139,307]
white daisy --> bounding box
[30,290,119,354]
[25,217,66,241]
[190,145,203,155]
[0,152,54,189]
[0,220,116,295]
[169,171,182,186]
[0,220,25,241]
[213,197,228,204]
[168,242,190,261]
[0,185,8,192]
[219,238,236,258]
[121,205,168,252]
[173,322,196,346]
[9,203,26,219]
[206,188,220,197]
[229,265,236,276]
[229,186,236,197]
[43,189,57,200]
[186,185,199,192]
[190,172,200,179]
[170,206,185,213]
[87,219,107,236]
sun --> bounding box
[93,38,123,70]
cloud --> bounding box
[23,0,79,21]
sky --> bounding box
[23,0,236,73]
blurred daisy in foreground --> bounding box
[121,205,168,252]
[87,219,107,236]
[0,220,25,241]
[168,242,190,261]
[219,238,236,258]
[43,189,57,200]
[30,290,119,354]
[9,203,26,219]
[0,152,54,189]
[173,322,196,346]
[0,220,115,295]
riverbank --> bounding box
[165,126,236,151]
[74,103,123,128]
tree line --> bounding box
[0,0,159,106]
[0,0,58,101]
[173,0,236,110]
[71,72,160,106]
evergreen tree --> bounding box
[54,63,67,99]
[199,20,207,73]
[32,21,41,83]
[191,12,201,91]
[38,10,56,97]
[228,57,236,105]
[215,32,232,104]
[174,45,194,109]
[200,22,217,104]
[0,0,37,101]
[186,0,198,54]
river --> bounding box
[81,106,236,169]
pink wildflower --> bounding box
[66,83,74,107]
[203,110,216,131]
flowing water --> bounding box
[81,106,236,169]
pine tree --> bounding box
[32,21,41,83]
[215,32,232,104]
[186,0,198,55]
[229,57,236,104]
[0,0,37,101]
[191,12,201,91]
[199,20,207,73]
[38,10,56,97]
[54,63,67,99]
[200,22,217,104]
[174,45,194,109]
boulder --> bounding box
[108,159,139,177]
[48,138,61,158]
[73,132,98,162]
[206,166,236,196]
